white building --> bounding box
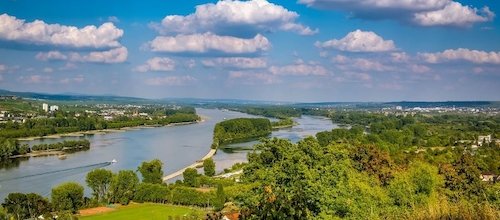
[42,103,49,112]
[478,135,492,146]
[49,105,59,111]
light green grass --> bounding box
[80,203,206,220]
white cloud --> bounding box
[390,52,410,63]
[148,32,270,55]
[43,67,53,73]
[0,64,6,73]
[414,2,494,27]
[36,51,68,61]
[19,74,50,84]
[202,57,267,69]
[0,13,123,49]
[228,70,281,85]
[135,57,176,72]
[59,75,84,84]
[107,16,120,23]
[316,30,396,52]
[332,55,393,72]
[410,64,431,73]
[268,61,329,76]
[156,0,317,36]
[299,0,494,27]
[36,47,128,64]
[299,0,448,12]
[145,76,196,86]
[419,48,500,64]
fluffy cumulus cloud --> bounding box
[148,33,270,55]
[155,0,317,37]
[298,0,494,27]
[413,2,494,27]
[145,75,196,86]
[36,47,128,64]
[135,57,176,72]
[419,48,500,64]
[0,13,123,49]
[202,57,267,69]
[316,30,396,52]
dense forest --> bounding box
[212,118,272,148]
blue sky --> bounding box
[0,0,499,102]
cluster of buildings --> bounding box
[381,105,499,115]
[42,103,59,112]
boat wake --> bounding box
[0,161,112,183]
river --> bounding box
[0,108,336,200]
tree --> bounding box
[203,158,216,177]
[51,182,84,213]
[441,153,485,199]
[137,159,164,184]
[86,169,113,203]
[2,193,28,220]
[213,184,226,211]
[26,193,51,219]
[109,170,139,205]
[183,168,199,187]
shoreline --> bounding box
[162,148,217,182]
[17,119,203,142]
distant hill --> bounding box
[0,89,148,103]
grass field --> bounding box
[80,203,206,220]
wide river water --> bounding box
[0,108,336,200]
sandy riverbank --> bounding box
[162,148,217,182]
[16,120,203,142]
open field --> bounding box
[79,203,206,220]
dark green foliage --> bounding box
[213,118,271,148]
[271,118,294,128]
[134,183,169,203]
[203,158,216,177]
[109,170,139,205]
[169,186,215,207]
[440,153,485,200]
[85,168,113,203]
[213,184,226,211]
[183,168,199,187]
[2,193,28,220]
[0,138,22,159]
[137,159,164,184]
[31,139,90,151]
[51,182,84,213]
[230,106,302,119]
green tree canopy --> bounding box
[203,158,216,177]
[51,182,84,213]
[137,159,164,184]
[86,168,113,203]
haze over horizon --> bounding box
[1,0,499,102]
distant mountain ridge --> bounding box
[0,89,498,108]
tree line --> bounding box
[212,118,271,149]
[0,158,228,219]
